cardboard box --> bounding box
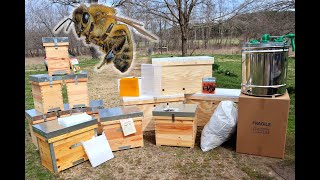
[236,92,290,159]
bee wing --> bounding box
[114,16,158,41]
[115,16,144,26]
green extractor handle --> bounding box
[249,39,259,44]
[261,34,270,43]
[285,34,295,52]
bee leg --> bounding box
[85,35,91,44]
[97,50,115,69]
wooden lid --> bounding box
[185,88,241,101]
[42,37,69,47]
[152,104,197,117]
[154,94,185,103]
[32,117,98,140]
[63,71,88,80]
[99,106,143,122]
[29,74,63,82]
[152,56,214,66]
[59,100,105,116]
[122,95,155,105]
[25,109,58,122]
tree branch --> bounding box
[164,0,179,22]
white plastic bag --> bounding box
[200,101,238,152]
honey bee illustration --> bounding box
[55,4,157,73]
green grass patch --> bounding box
[241,166,273,180]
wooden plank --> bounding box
[47,125,97,143]
[135,104,156,131]
[38,138,54,173]
[64,78,88,83]
[31,83,64,113]
[53,130,94,172]
[186,99,238,126]
[122,99,155,106]
[65,81,90,108]
[43,42,69,47]
[185,95,239,102]
[44,46,69,58]
[29,123,38,148]
[30,81,62,86]
[41,84,64,113]
[31,84,44,113]
[154,97,185,103]
[185,99,219,126]
[102,120,143,151]
[152,58,214,66]
[47,59,71,76]
[122,99,185,131]
[153,116,195,121]
[155,134,193,147]
[155,118,195,148]
[101,117,142,125]
[32,116,57,125]
[106,135,144,151]
[161,65,212,95]
[34,131,47,142]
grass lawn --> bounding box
[25,54,295,179]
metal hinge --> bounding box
[75,75,78,85]
[42,114,47,122]
[49,76,53,87]
[70,142,82,149]
[119,145,131,150]
[73,104,85,109]
[72,158,85,166]
[54,38,58,49]
[48,107,61,113]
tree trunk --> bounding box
[181,30,188,56]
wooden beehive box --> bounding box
[152,56,214,95]
[32,117,98,173]
[185,88,241,126]
[122,94,185,131]
[99,106,144,151]
[42,37,71,76]
[25,110,59,149]
[64,71,90,108]
[153,104,198,148]
[29,74,64,113]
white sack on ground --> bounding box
[200,101,238,152]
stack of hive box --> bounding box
[25,37,105,173]
[120,56,241,148]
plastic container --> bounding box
[202,77,216,94]
[141,64,162,96]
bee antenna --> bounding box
[55,18,73,31]
[66,20,74,32]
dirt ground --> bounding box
[25,55,295,180]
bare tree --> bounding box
[124,0,200,56]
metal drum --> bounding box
[241,40,289,96]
